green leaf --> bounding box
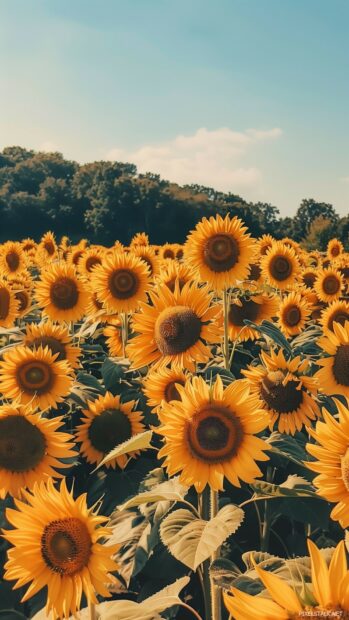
[210,557,242,589]
[265,432,308,467]
[101,357,126,390]
[118,476,188,511]
[250,476,317,498]
[160,504,244,570]
[243,319,292,353]
[76,371,104,393]
[96,430,154,469]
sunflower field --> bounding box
[1,218,349,620]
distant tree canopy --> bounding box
[0,146,347,249]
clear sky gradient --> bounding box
[1,0,348,216]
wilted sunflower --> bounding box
[23,320,82,369]
[142,366,189,414]
[0,345,74,410]
[227,293,279,341]
[76,391,145,469]
[127,281,222,371]
[0,279,19,328]
[132,245,160,278]
[157,375,269,492]
[307,398,349,529]
[260,241,300,290]
[92,251,151,314]
[327,237,344,259]
[278,290,311,337]
[156,260,197,292]
[36,263,89,322]
[243,349,320,434]
[314,267,344,303]
[0,404,76,499]
[3,478,118,619]
[0,241,27,278]
[320,300,349,336]
[224,539,349,620]
[185,214,254,290]
[103,318,123,357]
[315,321,349,398]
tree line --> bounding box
[0,146,348,248]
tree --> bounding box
[293,198,339,240]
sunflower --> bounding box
[0,345,74,410]
[315,321,349,399]
[21,237,37,255]
[142,366,189,414]
[0,404,76,499]
[278,291,311,337]
[103,318,123,357]
[38,231,57,259]
[35,263,89,322]
[300,267,317,290]
[68,243,87,268]
[256,234,274,257]
[327,238,344,259]
[91,251,151,314]
[23,320,82,369]
[320,300,349,336]
[157,375,269,492]
[246,262,263,285]
[0,241,27,278]
[160,243,177,260]
[156,260,197,292]
[10,277,33,318]
[0,279,19,328]
[223,539,349,619]
[314,267,344,303]
[260,241,301,290]
[227,293,279,342]
[85,290,115,323]
[175,244,184,260]
[130,232,149,247]
[3,478,118,619]
[76,392,145,469]
[242,349,320,434]
[77,247,103,278]
[132,245,160,278]
[185,214,254,291]
[127,281,222,371]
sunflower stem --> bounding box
[222,288,230,371]
[260,466,274,552]
[121,312,129,357]
[210,488,222,620]
[199,487,212,620]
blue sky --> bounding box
[1,0,348,216]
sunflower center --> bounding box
[29,336,67,361]
[333,345,349,386]
[166,277,187,293]
[269,255,292,281]
[0,288,10,320]
[323,275,340,295]
[203,234,239,273]
[187,406,243,463]
[331,246,340,257]
[17,361,53,394]
[0,415,46,472]
[303,273,316,288]
[248,264,262,281]
[109,269,139,299]
[140,256,153,274]
[164,380,185,402]
[261,372,303,413]
[284,305,301,326]
[177,249,184,260]
[6,251,20,272]
[329,311,349,331]
[155,306,202,355]
[44,241,55,256]
[85,256,102,272]
[41,517,92,575]
[228,299,260,326]
[88,408,132,454]
[163,249,175,259]
[50,277,79,310]
[72,251,84,265]
[15,290,29,312]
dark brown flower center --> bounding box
[17,361,53,394]
[0,415,46,472]
[261,372,303,413]
[329,311,349,331]
[269,255,292,281]
[203,234,239,273]
[248,264,262,281]
[28,336,67,361]
[166,277,187,293]
[41,518,91,575]
[15,290,29,312]
[50,277,79,310]
[283,305,301,327]
[0,287,10,320]
[163,249,175,259]
[331,245,340,257]
[228,300,260,326]
[6,251,20,272]
[187,406,243,463]
[139,256,153,274]
[44,241,55,256]
[155,306,202,355]
[88,408,132,454]
[176,249,184,260]
[108,269,139,299]
[323,275,340,295]
[164,380,185,402]
[72,251,84,265]
[85,256,102,272]
[303,273,316,288]
[333,345,349,386]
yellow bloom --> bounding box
[314,267,344,303]
[260,241,300,290]
[278,291,311,337]
[315,321,349,398]
[35,263,89,322]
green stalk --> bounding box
[121,312,129,357]
[199,487,212,620]
[222,288,230,370]
[210,488,221,620]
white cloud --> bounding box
[105,126,282,193]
